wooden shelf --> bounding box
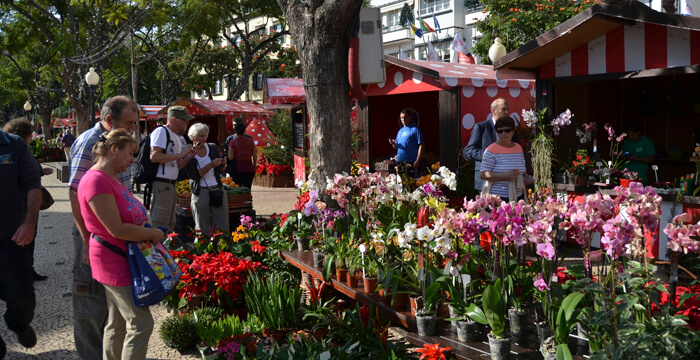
[281,250,417,330]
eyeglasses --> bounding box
[496,128,513,134]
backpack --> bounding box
[133,125,172,184]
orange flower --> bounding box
[480,232,492,252]
[512,18,517,22]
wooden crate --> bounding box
[228,193,252,204]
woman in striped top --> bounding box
[479,116,530,202]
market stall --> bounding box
[355,55,535,171]
[494,3,700,260]
[157,98,274,147]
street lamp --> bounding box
[23,101,32,123]
[85,67,100,126]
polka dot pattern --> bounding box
[462,113,475,130]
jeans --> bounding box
[72,224,108,360]
[0,234,35,333]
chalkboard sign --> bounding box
[294,123,304,150]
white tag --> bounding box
[450,266,459,277]
[417,267,425,281]
[551,275,558,283]
[359,244,367,253]
[320,352,331,360]
[461,274,471,284]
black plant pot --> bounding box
[312,250,324,268]
[508,309,528,336]
[456,320,477,342]
[295,233,309,251]
[487,333,513,360]
[416,314,436,337]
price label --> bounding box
[461,274,471,284]
[551,275,558,283]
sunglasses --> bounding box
[496,128,513,134]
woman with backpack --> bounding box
[184,123,229,237]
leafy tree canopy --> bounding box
[473,0,598,64]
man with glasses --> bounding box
[463,98,519,191]
[149,106,196,232]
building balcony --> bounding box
[382,26,412,43]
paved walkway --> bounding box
[0,162,299,359]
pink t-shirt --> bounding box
[78,169,148,286]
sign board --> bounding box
[294,154,306,185]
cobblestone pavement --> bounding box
[0,163,299,359]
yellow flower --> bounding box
[403,250,414,262]
[236,225,246,232]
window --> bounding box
[382,10,403,32]
[419,0,450,16]
[270,23,284,43]
[252,72,264,90]
[213,80,223,95]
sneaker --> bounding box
[14,326,36,348]
[32,270,47,282]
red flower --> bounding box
[414,343,453,360]
[359,305,370,331]
[251,240,265,254]
[480,232,492,252]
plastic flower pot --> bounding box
[416,314,436,337]
[487,333,513,360]
[347,273,359,288]
[294,233,309,251]
[456,320,477,342]
[363,277,378,293]
[312,250,324,268]
[508,309,528,337]
[335,268,348,282]
[536,321,552,347]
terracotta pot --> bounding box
[409,296,424,316]
[377,288,392,305]
[347,273,359,288]
[393,292,409,309]
[363,277,378,293]
[575,175,588,186]
[336,268,348,282]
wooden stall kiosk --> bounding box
[355,55,535,172]
[163,99,273,239]
[494,3,700,261]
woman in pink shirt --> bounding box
[77,129,164,360]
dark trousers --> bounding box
[0,234,35,333]
[233,172,255,190]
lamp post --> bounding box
[85,67,100,126]
[23,101,32,123]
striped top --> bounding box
[480,143,526,199]
[69,122,132,192]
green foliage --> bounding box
[196,313,264,348]
[159,314,198,352]
[473,0,596,64]
[399,3,413,29]
[481,282,508,338]
[262,110,294,166]
[243,272,302,330]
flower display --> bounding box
[569,149,594,176]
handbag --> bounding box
[40,186,54,210]
[94,233,182,307]
[209,187,224,207]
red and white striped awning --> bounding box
[495,4,700,79]
[139,105,165,120]
[540,22,700,79]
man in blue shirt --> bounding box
[0,129,42,356]
[389,108,424,175]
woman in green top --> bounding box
[622,122,655,185]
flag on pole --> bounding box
[399,46,408,59]
[681,0,694,15]
[419,17,434,33]
[407,18,423,38]
[427,41,440,62]
[450,32,470,55]
[432,13,441,33]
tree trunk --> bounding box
[277,0,362,191]
[39,110,52,139]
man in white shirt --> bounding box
[149,106,196,232]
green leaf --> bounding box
[556,344,573,360]
[465,303,488,325]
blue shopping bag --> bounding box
[127,241,182,307]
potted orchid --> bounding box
[522,107,573,190]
